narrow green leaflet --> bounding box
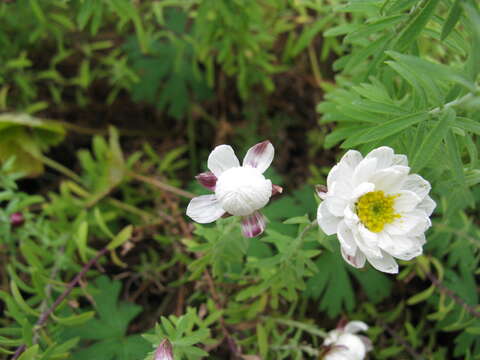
[342,112,429,148]
[395,0,440,51]
[411,108,455,172]
[441,0,463,40]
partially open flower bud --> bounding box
[155,339,173,360]
[321,321,372,360]
[10,212,25,228]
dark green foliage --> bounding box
[61,276,150,360]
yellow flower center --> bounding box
[356,191,400,233]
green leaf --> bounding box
[411,108,454,172]
[407,284,436,305]
[396,0,440,51]
[441,0,463,40]
[257,323,268,359]
[386,51,475,91]
[107,225,133,251]
[52,311,95,326]
[75,222,88,263]
[342,112,429,148]
[10,281,39,317]
[18,345,39,360]
[94,208,114,239]
[60,276,149,360]
[305,249,355,317]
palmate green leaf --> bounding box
[60,276,149,360]
[306,240,392,317]
[305,249,354,317]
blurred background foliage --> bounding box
[0,0,479,359]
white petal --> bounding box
[186,195,225,223]
[343,204,359,227]
[351,182,375,200]
[325,193,349,217]
[407,213,431,236]
[402,174,431,200]
[393,154,408,166]
[340,150,363,169]
[335,333,367,359]
[341,247,366,269]
[353,158,378,186]
[365,146,394,170]
[344,321,368,334]
[378,232,424,261]
[358,225,382,258]
[359,335,373,352]
[207,145,240,177]
[418,195,436,216]
[366,251,399,274]
[243,140,274,173]
[317,201,341,235]
[384,210,426,236]
[327,165,354,195]
[394,190,421,213]
[338,221,357,256]
[370,166,409,193]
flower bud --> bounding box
[155,339,173,360]
[10,212,25,228]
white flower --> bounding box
[186,140,282,237]
[317,146,435,274]
[322,321,372,360]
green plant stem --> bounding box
[298,220,318,241]
[308,44,323,87]
[263,316,327,338]
[429,93,475,115]
[39,155,82,183]
[129,172,195,199]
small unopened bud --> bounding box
[315,185,328,199]
[10,212,25,228]
[155,339,173,360]
[272,184,283,196]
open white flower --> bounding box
[322,321,372,360]
[317,146,435,274]
[186,140,282,237]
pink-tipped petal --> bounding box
[196,171,217,191]
[241,211,266,238]
[186,195,225,224]
[243,140,274,173]
[208,145,240,177]
[272,184,283,196]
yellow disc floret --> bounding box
[356,191,400,233]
